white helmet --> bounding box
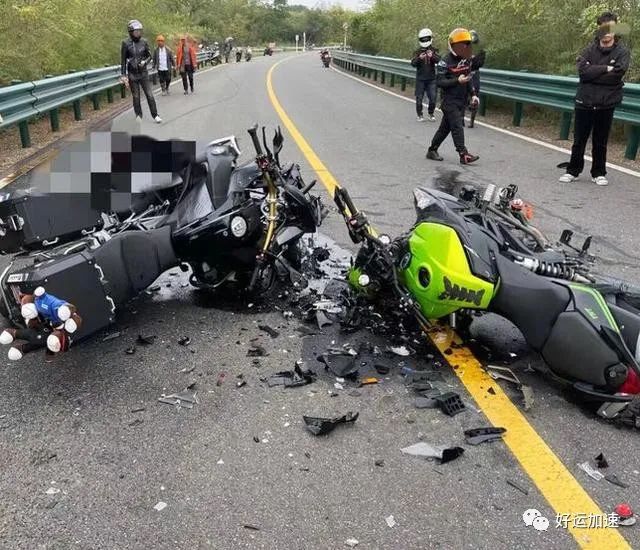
[418,28,433,48]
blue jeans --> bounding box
[416,79,437,116]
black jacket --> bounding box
[575,39,630,109]
[121,37,153,76]
[435,52,477,107]
[411,46,440,80]
[153,46,175,70]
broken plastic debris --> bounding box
[247,345,268,357]
[158,388,199,409]
[385,515,397,528]
[319,352,358,378]
[360,377,378,385]
[102,332,121,342]
[464,427,507,445]
[414,396,439,409]
[595,453,609,469]
[125,347,136,355]
[374,362,391,375]
[605,474,629,488]
[178,336,191,346]
[506,479,529,495]
[316,310,333,329]
[614,503,636,526]
[389,346,411,357]
[345,538,359,548]
[137,334,156,345]
[435,392,466,416]
[401,442,465,464]
[521,385,534,411]
[375,459,385,467]
[267,362,316,388]
[578,461,605,481]
[45,487,61,495]
[259,325,280,338]
[243,524,261,531]
[154,501,167,511]
[303,412,359,436]
[334,383,344,390]
[217,459,224,465]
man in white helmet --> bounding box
[411,28,440,122]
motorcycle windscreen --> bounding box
[401,222,496,319]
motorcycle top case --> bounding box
[3,251,114,341]
[0,188,104,254]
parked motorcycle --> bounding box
[334,183,640,425]
[245,47,252,62]
[236,49,242,62]
[264,46,273,56]
[320,49,331,68]
[0,126,325,360]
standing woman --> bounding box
[120,19,162,123]
[559,11,630,186]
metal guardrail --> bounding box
[0,50,216,149]
[333,51,640,160]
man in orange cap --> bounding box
[153,35,175,95]
[426,27,482,164]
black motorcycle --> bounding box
[0,126,325,360]
[236,50,242,62]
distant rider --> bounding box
[410,28,440,122]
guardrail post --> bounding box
[625,126,639,160]
[381,71,385,85]
[73,100,82,121]
[49,109,60,131]
[513,102,523,126]
[18,121,31,148]
[91,93,100,110]
[107,88,114,103]
[373,70,378,81]
[390,74,395,88]
[401,77,407,91]
[559,111,572,140]
[479,94,487,116]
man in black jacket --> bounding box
[411,28,440,122]
[559,11,630,186]
[120,19,162,123]
[426,28,482,165]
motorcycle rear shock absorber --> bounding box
[515,257,578,280]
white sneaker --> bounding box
[592,176,609,186]
[0,330,14,345]
[558,173,577,183]
[417,116,425,122]
[154,115,162,123]
[428,115,436,121]
[8,347,22,361]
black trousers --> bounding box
[566,107,615,178]
[181,66,194,91]
[415,79,437,116]
[158,70,171,91]
[429,103,466,153]
[128,74,158,118]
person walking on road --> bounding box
[153,35,174,95]
[559,11,630,186]
[176,35,197,95]
[411,28,440,122]
[426,28,481,165]
[120,19,162,123]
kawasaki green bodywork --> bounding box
[401,222,496,319]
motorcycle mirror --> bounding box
[273,127,284,167]
[560,229,573,245]
[581,235,592,254]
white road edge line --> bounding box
[331,65,640,179]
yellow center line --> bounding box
[266,56,631,550]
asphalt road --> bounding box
[1,52,640,550]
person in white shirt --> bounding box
[153,35,175,95]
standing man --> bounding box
[153,35,174,95]
[559,11,630,186]
[120,19,162,123]
[426,28,480,165]
[176,35,197,95]
[411,28,440,122]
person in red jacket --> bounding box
[176,35,197,94]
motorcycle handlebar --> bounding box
[247,125,264,156]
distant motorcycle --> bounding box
[236,50,242,62]
[264,47,273,56]
[245,48,252,62]
[320,50,331,68]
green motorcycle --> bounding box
[334,183,640,424]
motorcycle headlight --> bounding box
[358,274,370,287]
[379,234,391,245]
[230,216,248,238]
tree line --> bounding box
[0,0,353,85]
[350,0,638,80]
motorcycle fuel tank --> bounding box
[401,221,496,319]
